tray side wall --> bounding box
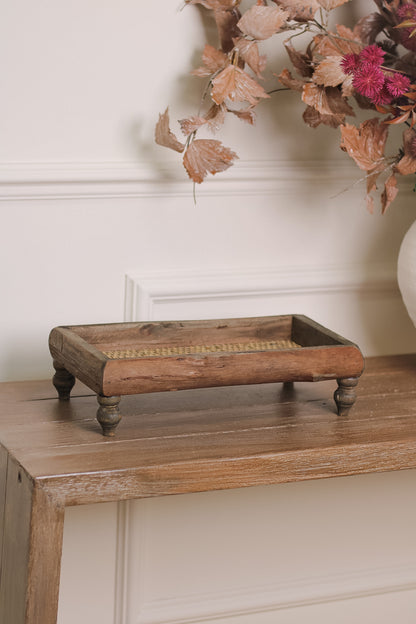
[49,328,107,395]
[102,345,364,396]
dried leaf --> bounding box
[192,44,228,77]
[233,38,266,76]
[303,105,345,127]
[317,0,350,10]
[312,56,346,87]
[183,139,238,183]
[179,116,208,136]
[355,12,388,44]
[237,5,288,40]
[273,0,319,22]
[179,104,227,136]
[395,128,416,175]
[228,107,256,124]
[278,68,305,92]
[204,103,227,131]
[341,74,354,97]
[302,83,354,116]
[186,0,241,9]
[314,24,362,56]
[284,41,313,77]
[381,173,398,214]
[366,193,375,213]
[340,118,388,172]
[214,8,242,53]
[155,108,185,153]
[211,65,270,105]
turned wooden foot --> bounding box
[96,395,121,436]
[334,377,359,417]
[52,360,75,400]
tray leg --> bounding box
[334,377,359,417]
[52,360,75,400]
[96,395,122,436]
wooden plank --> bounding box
[0,354,415,507]
[0,457,32,624]
[0,457,64,624]
[39,439,416,507]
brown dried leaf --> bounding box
[284,41,313,77]
[341,74,354,97]
[278,68,305,92]
[314,24,362,56]
[237,5,288,40]
[233,38,266,76]
[204,103,227,131]
[395,128,416,175]
[192,45,228,77]
[214,8,242,53]
[366,192,375,214]
[302,84,354,116]
[273,0,319,22]
[179,104,227,136]
[228,107,256,124]
[183,139,238,183]
[340,119,388,172]
[186,0,241,9]
[355,12,388,44]
[302,105,345,128]
[155,108,185,153]
[317,0,350,10]
[312,56,346,87]
[381,173,398,214]
[211,65,270,105]
[179,116,208,136]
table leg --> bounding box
[0,454,64,624]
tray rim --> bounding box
[49,314,364,397]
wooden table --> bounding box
[1,354,416,623]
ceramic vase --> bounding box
[398,219,416,327]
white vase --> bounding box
[398,219,416,326]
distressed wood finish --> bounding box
[0,457,64,624]
[0,353,416,622]
[49,315,364,434]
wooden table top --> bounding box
[2,354,416,507]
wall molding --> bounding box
[0,158,365,201]
[136,563,416,624]
[124,264,399,322]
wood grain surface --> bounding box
[0,353,416,623]
[0,354,414,506]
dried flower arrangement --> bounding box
[155,0,416,212]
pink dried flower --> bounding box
[373,85,394,106]
[396,4,416,52]
[352,63,385,100]
[359,44,385,66]
[397,4,416,20]
[386,73,411,97]
[341,53,360,75]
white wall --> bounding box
[2,1,416,622]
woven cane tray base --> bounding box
[49,314,364,436]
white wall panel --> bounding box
[122,471,416,624]
[125,265,416,356]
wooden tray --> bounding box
[49,315,364,436]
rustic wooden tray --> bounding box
[49,315,364,436]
